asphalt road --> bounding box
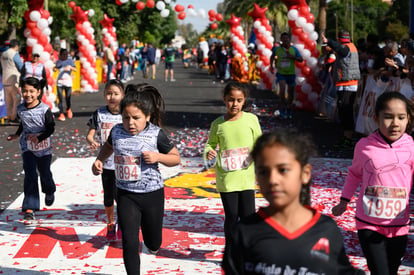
[0,61,351,213]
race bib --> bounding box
[363,186,407,219]
[114,155,141,181]
[100,122,116,142]
[27,137,51,152]
[280,61,290,68]
[220,147,250,172]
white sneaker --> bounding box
[170,78,176,82]
[141,243,159,255]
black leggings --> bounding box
[101,169,116,207]
[220,190,255,242]
[358,229,407,275]
[117,188,164,275]
[57,86,72,114]
[336,90,356,131]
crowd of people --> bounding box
[2,28,414,274]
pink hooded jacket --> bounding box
[341,131,414,237]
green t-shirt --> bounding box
[164,47,175,62]
[204,112,262,192]
[273,45,300,75]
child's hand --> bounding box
[142,151,158,164]
[332,200,348,216]
[92,160,103,175]
[207,150,217,160]
[89,141,100,151]
[7,134,19,141]
[27,134,39,144]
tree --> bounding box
[0,0,27,40]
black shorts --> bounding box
[165,62,174,70]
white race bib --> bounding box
[280,60,291,68]
[100,122,116,142]
[363,186,407,219]
[27,137,51,152]
[220,147,250,172]
[115,155,141,181]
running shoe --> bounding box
[57,113,65,121]
[67,109,73,119]
[106,223,116,240]
[24,211,35,221]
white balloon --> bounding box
[236,26,243,33]
[26,38,37,47]
[88,27,94,34]
[37,18,49,30]
[29,11,41,22]
[307,57,318,68]
[295,101,303,108]
[198,9,206,19]
[164,0,171,3]
[24,28,31,38]
[287,9,298,21]
[302,49,311,59]
[102,28,108,34]
[258,44,265,52]
[42,27,51,36]
[304,23,315,34]
[256,61,263,68]
[132,0,138,2]
[120,0,128,3]
[160,9,170,18]
[253,21,261,29]
[81,80,88,87]
[258,26,266,34]
[311,31,319,41]
[40,51,50,61]
[296,76,305,85]
[113,27,117,32]
[156,1,165,10]
[295,43,305,52]
[48,16,53,25]
[295,17,307,28]
[45,60,54,69]
[33,44,44,55]
[302,82,312,94]
[80,57,87,63]
[88,9,95,17]
[83,21,91,29]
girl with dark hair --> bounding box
[91,83,180,275]
[204,81,262,246]
[333,91,414,275]
[86,79,125,240]
[223,129,363,274]
[7,77,56,221]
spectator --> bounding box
[163,43,176,82]
[147,43,156,79]
[104,44,115,83]
[55,48,76,121]
[321,30,361,148]
[0,39,23,124]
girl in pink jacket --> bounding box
[332,91,414,275]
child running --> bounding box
[332,91,414,275]
[204,81,262,245]
[7,77,56,221]
[223,129,364,274]
[86,79,124,240]
[91,83,181,275]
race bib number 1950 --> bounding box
[220,147,250,172]
[363,186,407,219]
[115,155,141,181]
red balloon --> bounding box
[299,5,310,16]
[146,0,155,8]
[44,44,52,53]
[307,13,315,23]
[31,28,41,38]
[296,91,307,102]
[209,16,215,22]
[42,10,50,19]
[299,32,309,42]
[215,13,223,22]
[188,4,194,9]
[38,35,48,46]
[69,1,76,8]
[295,85,303,93]
[211,22,218,30]
[291,27,302,37]
[295,60,305,69]
[115,0,122,5]
[178,12,186,20]
[301,66,311,76]
[175,4,185,12]
[208,9,216,18]
[24,11,30,20]
[26,21,37,30]
[136,1,145,10]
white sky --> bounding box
[173,0,224,32]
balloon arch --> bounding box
[23,0,321,110]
